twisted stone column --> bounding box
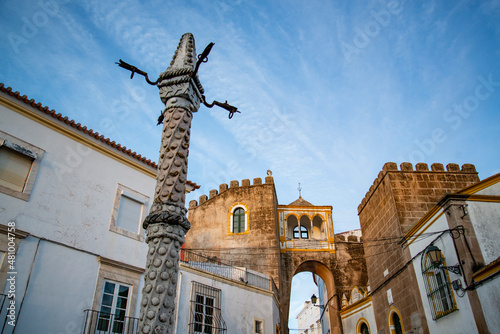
[138,33,203,334]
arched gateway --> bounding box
[186,174,367,334]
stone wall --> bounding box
[358,162,480,334]
[186,175,281,286]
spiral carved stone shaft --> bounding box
[139,223,185,334]
[138,33,203,334]
[142,105,193,231]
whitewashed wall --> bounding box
[408,212,479,334]
[467,200,500,264]
[175,265,280,334]
[0,98,156,333]
[0,101,156,268]
[341,300,376,334]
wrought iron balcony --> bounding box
[83,309,139,334]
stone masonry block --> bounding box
[383,162,398,172]
[199,194,208,204]
[461,163,477,173]
[253,178,262,185]
[209,189,218,199]
[446,163,460,171]
[230,180,239,188]
[431,163,445,171]
[242,179,250,186]
[400,162,413,171]
[189,200,198,208]
[415,163,429,171]
[265,176,274,184]
[219,183,228,193]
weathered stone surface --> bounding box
[358,163,479,334]
[139,32,202,334]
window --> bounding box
[109,184,149,241]
[228,203,249,235]
[387,307,404,334]
[360,322,369,334]
[233,208,245,233]
[392,313,402,334]
[0,131,44,201]
[255,319,263,333]
[97,280,130,334]
[293,225,309,239]
[85,257,143,334]
[189,282,226,334]
[421,247,458,319]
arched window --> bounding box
[387,307,404,334]
[421,246,457,319]
[356,319,370,334]
[233,208,245,233]
[228,203,249,235]
[293,225,308,239]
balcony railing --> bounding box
[83,309,139,334]
[281,239,334,251]
[181,250,271,290]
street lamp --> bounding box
[426,244,461,275]
[310,294,322,308]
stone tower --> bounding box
[357,162,480,334]
[186,173,367,334]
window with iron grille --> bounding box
[421,247,458,319]
[189,282,226,334]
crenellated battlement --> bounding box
[188,174,274,209]
[357,162,477,214]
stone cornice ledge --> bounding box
[98,256,145,274]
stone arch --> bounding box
[312,215,325,240]
[299,215,311,239]
[283,260,343,334]
[286,214,298,239]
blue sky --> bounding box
[1,0,500,329]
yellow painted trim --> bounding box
[422,250,458,319]
[356,317,371,334]
[340,297,372,317]
[467,195,500,203]
[228,202,250,235]
[285,212,299,220]
[458,173,500,195]
[407,211,445,246]
[387,306,405,334]
[472,258,500,282]
[1,95,157,179]
[405,205,442,241]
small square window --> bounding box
[255,319,264,334]
[0,131,44,201]
[109,184,149,241]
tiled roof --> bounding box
[0,83,200,190]
[288,196,314,206]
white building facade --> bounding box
[0,85,279,334]
[405,173,500,333]
[296,300,322,334]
